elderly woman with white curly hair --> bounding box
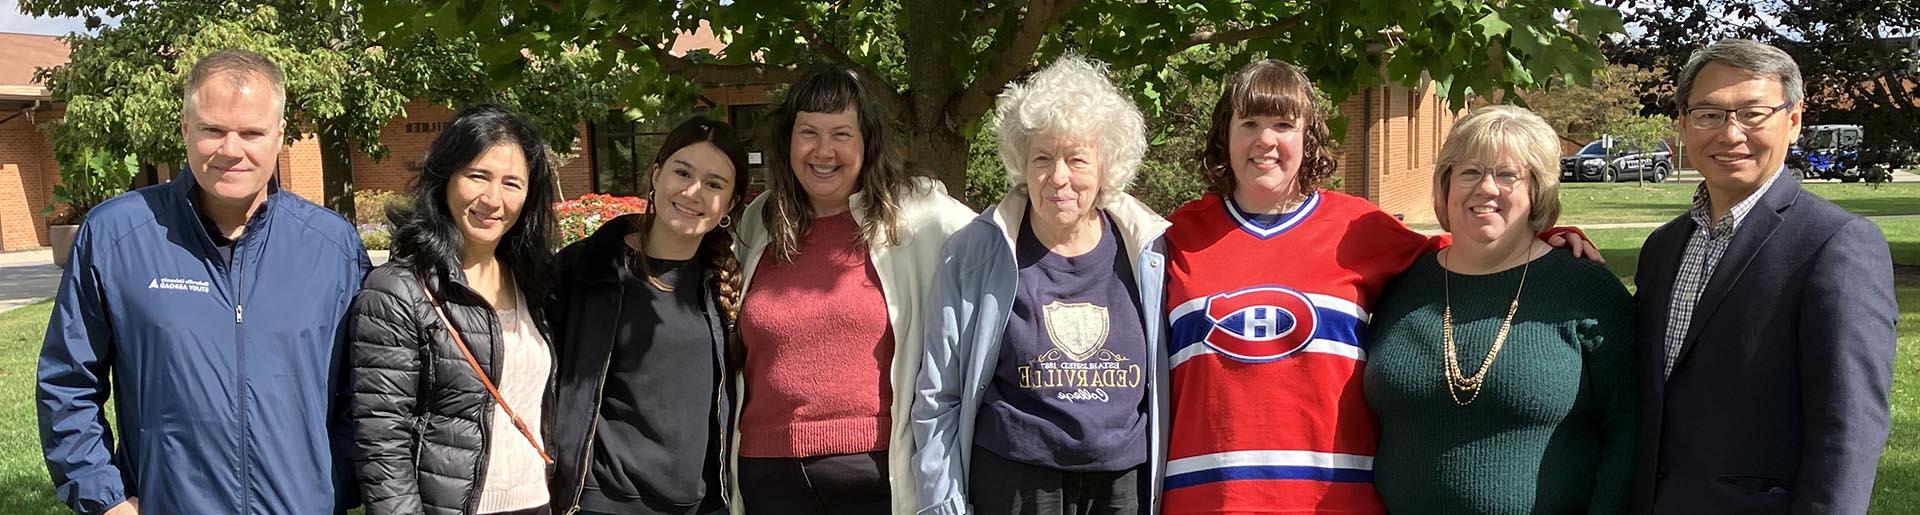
[909,54,1169,515]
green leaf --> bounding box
[1572,5,1625,37]
[1476,11,1511,37]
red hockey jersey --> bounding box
[1162,191,1432,514]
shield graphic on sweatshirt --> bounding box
[1043,301,1110,362]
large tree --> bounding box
[1602,0,1920,170]
[1522,62,1669,145]
[23,0,631,216]
[353,0,1623,194]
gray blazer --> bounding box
[909,191,1172,515]
[1630,172,1898,514]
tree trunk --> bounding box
[317,123,357,220]
[901,0,966,198]
[907,123,971,197]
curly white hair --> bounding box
[993,54,1147,206]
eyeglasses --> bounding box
[1453,167,1528,192]
[1684,101,1793,130]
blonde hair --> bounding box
[183,48,286,118]
[1431,105,1562,233]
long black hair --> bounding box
[388,104,558,302]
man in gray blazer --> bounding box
[1631,38,1898,514]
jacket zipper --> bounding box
[466,306,500,515]
[232,242,251,512]
[564,333,617,515]
[708,283,732,506]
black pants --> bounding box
[738,450,889,515]
[968,447,1146,515]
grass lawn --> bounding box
[1555,181,1920,226]
[0,217,1914,512]
[0,300,68,514]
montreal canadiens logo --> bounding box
[1202,286,1319,362]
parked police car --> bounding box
[1561,137,1674,183]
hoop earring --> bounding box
[718,215,733,229]
[645,189,656,212]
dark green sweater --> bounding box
[1363,247,1636,515]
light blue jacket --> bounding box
[909,190,1171,515]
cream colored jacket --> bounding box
[729,176,976,514]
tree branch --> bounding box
[534,0,800,85]
[608,33,801,85]
[1110,16,1309,68]
[794,18,912,119]
[963,1,1022,41]
[950,0,1079,122]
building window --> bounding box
[590,109,683,195]
[591,110,638,195]
[592,105,771,195]
[1408,89,1419,168]
[728,104,772,189]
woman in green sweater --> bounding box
[1363,105,1637,514]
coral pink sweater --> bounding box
[736,213,895,457]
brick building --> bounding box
[345,101,595,201]
[1334,80,1466,225]
[0,26,1455,251]
[0,32,68,252]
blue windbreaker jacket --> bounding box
[37,175,370,514]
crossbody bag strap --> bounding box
[418,278,554,465]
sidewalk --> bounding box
[0,249,391,315]
[0,250,59,314]
[1576,213,1920,230]
[1667,168,1920,183]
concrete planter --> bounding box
[51,224,79,269]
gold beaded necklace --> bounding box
[1440,241,1535,406]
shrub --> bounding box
[358,223,392,251]
[963,124,1011,211]
[352,189,406,226]
[554,194,649,246]
[48,147,138,225]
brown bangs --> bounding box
[1227,63,1318,123]
[1197,59,1338,199]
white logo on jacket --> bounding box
[148,277,211,293]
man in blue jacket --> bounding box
[37,48,370,514]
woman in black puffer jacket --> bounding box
[348,105,559,515]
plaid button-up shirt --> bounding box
[1661,169,1785,379]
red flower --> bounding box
[553,194,649,246]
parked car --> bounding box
[1788,124,1866,182]
[1560,137,1673,183]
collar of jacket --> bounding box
[171,170,285,244]
[733,176,968,283]
[573,212,647,284]
[1748,166,1802,222]
[1680,166,1801,235]
[984,188,1171,262]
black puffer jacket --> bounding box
[348,260,556,515]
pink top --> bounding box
[736,213,896,458]
[478,289,550,513]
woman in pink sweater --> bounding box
[729,65,975,515]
